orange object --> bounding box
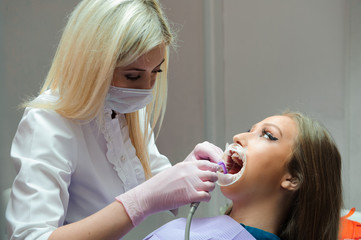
[339,208,361,240]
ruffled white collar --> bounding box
[97,108,146,191]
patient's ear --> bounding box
[281,173,300,191]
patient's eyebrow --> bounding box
[249,123,283,137]
[263,123,283,137]
[249,124,256,132]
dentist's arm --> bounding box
[50,201,133,240]
[117,160,219,227]
[50,143,220,240]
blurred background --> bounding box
[1,0,360,239]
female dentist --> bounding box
[6,0,223,239]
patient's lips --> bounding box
[217,143,247,186]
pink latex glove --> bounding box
[184,141,224,164]
[116,142,222,226]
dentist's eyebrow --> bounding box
[124,59,165,72]
[154,59,165,69]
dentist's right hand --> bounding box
[116,143,221,226]
[184,141,224,164]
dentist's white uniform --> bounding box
[6,91,171,240]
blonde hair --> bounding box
[24,0,174,178]
[279,112,342,240]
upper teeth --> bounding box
[225,143,245,161]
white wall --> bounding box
[348,0,361,210]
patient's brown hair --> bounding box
[279,112,342,240]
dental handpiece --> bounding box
[185,145,246,239]
[185,202,200,240]
[184,163,225,239]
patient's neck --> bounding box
[229,194,290,236]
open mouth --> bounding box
[225,151,244,174]
[224,143,246,173]
[217,143,247,186]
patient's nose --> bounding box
[233,132,248,147]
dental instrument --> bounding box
[184,164,226,239]
[185,202,200,240]
[184,163,226,239]
[217,161,228,174]
[184,143,246,239]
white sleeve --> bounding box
[147,131,171,175]
[6,108,79,240]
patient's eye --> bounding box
[261,129,278,141]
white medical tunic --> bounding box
[6,92,171,240]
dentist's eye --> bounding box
[262,129,278,141]
[125,74,141,81]
[152,69,163,73]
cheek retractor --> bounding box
[217,143,247,186]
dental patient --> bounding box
[144,111,342,240]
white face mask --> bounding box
[105,86,154,113]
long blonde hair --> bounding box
[24,0,174,178]
[279,112,342,240]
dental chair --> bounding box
[340,208,361,240]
